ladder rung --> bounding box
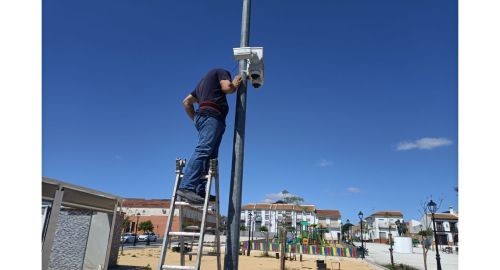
[180,174,209,180]
[184,225,200,231]
[175,202,190,206]
[169,232,201,237]
[162,265,195,270]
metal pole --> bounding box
[431,213,442,270]
[360,220,364,259]
[133,215,139,246]
[42,186,65,270]
[247,213,252,256]
[224,0,251,269]
[389,225,394,267]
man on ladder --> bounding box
[177,68,242,204]
[157,69,242,270]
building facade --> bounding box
[241,203,342,241]
[121,198,216,238]
[364,211,404,243]
[420,207,459,246]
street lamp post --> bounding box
[347,219,354,245]
[133,213,140,246]
[345,219,350,244]
[247,212,253,256]
[389,223,394,267]
[427,200,442,270]
[358,211,365,259]
[251,217,254,251]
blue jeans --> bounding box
[179,111,225,195]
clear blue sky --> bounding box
[42,0,458,223]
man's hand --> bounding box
[221,74,242,94]
[182,94,197,121]
[232,75,242,88]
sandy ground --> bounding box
[113,247,377,270]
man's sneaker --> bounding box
[176,189,204,204]
[198,193,216,202]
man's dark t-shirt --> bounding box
[190,68,232,120]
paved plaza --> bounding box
[357,241,458,270]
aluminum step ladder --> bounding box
[158,158,221,270]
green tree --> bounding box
[138,220,154,233]
[341,223,353,244]
[281,190,304,205]
[122,216,131,232]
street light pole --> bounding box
[225,1,251,269]
[247,212,253,256]
[346,219,351,244]
[427,200,442,270]
[133,214,140,246]
[251,216,254,252]
[389,223,394,267]
[358,211,365,259]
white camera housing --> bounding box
[233,47,254,60]
[233,47,264,89]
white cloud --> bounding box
[396,137,452,151]
[317,159,331,167]
[347,187,361,193]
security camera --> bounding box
[251,76,263,88]
[232,46,265,89]
[248,57,264,89]
[250,69,261,80]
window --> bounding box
[449,222,458,233]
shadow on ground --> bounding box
[109,265,151,270]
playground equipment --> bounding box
[295,221,329,246]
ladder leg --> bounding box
[194,169,213,270]
[157,159,185,270]
[215,163,221,270]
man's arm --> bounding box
[220,74,242,94]
[182,94,198,121]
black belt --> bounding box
[199,101,222,113]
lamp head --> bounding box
[427,200,437,213]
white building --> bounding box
[316,210,342,242]
[420,206,458,246]
[241,203,341,240]
[365,211,404,243]
[406,219,423,234]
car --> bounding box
[121,233,137,243]
[172,242,191,253]
[138,232,157,242]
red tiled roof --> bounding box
[370,211,404,217]
[429,213,459,220]
[122,198,170,208]
[316,210,341,218]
